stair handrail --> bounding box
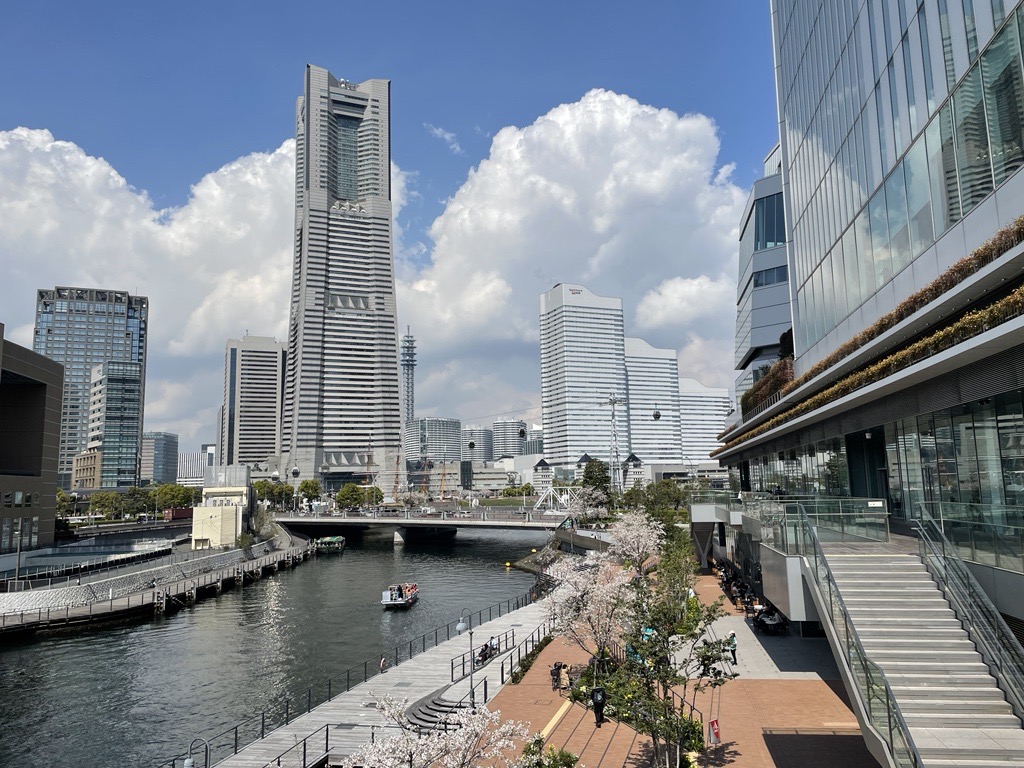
[916,505,1024,721]
[799,506,924,768]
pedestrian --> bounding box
[726,631,737,665]
[558,664,570,691]
[489,635,499,653]
[591,686,606,727]
[379,654,388,674]
[549,662,561,691]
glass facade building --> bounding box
[721,0,1024,523]
[33,287,148,489]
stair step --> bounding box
[872,660,992,673]
[869,649,981,660]
[861,638,975,650]
[846,607,955,617]
[883,673,1000,688]
[853,617,964,628]
[904,712,1022,728]
[898,698,1014,714]
[888,685,1007,701]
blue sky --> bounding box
[0,2,778,448]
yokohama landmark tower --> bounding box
[280,65,402,491]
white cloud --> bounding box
[398,89,745,418]
[0,127,295,445]
[424,123,464,155]
[0,88,746,449]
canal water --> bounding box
[0,528,548,768]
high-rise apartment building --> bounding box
[403,417,461,463]
[492,419,528,458]
[679,377,731,461]
[734,144,792,410]
[461,427,493,461]
[540,284,627,468]
[86,361,143,488]
[141,432,179,485]
[625,338,682,464]
[177,444,215,488]
[217,336,285,468]
[280,65,401,491]
[525,426,544,455]
[33,287,148,489]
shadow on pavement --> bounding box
[763,730,881,767]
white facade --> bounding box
[281,65,401,491]
[624,337,683,464]
[218,336,285,468]
[461,427,493,461]
[539,284,626,468]
[492,419,527,457]
[177,444,216,488]
[679,378,732,461]
[404,417,462,463]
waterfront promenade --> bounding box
[210,601,551,767]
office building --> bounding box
[734,144,792,411]
[217,336,285,468]
[280,65,401,492]
[679,378,731,461]
[33,287,148,489]
[404,417,462,463]
[84,361,143,488]
[0,322,62,554]
[461,427,493,461]
[492,419,528,457]
[525,426,544,455]
[141,432,179,486]
[177,444,216,488]
[625,337,683,464]
[539,284,627,468]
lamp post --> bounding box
[291,466,300,513]
[455,610,476,709]
[183,737,210,768]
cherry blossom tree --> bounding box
[566,486,608,526]
[608,510,666,576]
[348,695,530,768]
[545,551,632,657]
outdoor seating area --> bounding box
[713,560,789,636]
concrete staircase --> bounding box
[825,552,1024,767]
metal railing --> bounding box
[449,628,515,681]
[799,510,922,767]
[274,508,559,525]
[152,587,545,767]
[917,501,1024,573]
[743,497,889,555]
[499,619,554,684]
[916,507,1024,721]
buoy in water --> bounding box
[531,548,537,553]
[505,561,511,567]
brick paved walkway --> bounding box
[488,635,653,767]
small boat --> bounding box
[316,535,346,553]
[381,582,419,608]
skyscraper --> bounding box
[217,336,285,468]
[625,338,682,464]
[34,287,148,489]
[678,377,731,461]
[461,427,493,461]
[539,284,627,468]
[403,417,462,463]
[280,65,401,491]
[141,432,179,486]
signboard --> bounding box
[709,718,721,744]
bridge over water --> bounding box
[274,508,564,543]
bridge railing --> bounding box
[275,508,560,524]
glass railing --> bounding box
[917,501,1024,572]
[743,496,889,554]
[800,510,923,768]
[687,490,747,509]
[916,506,1024,722]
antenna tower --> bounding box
[401,326,417,424]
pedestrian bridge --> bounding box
[274,508,564,542]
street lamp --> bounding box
[455,610,476,709]
[291,466,300,513]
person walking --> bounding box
[379,654,388,674]
[591,686,606,727]
[726,631,737,665]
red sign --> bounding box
[709,718,721,744]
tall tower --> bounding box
[539,284,627,468]
[34,287,149,489]
[401,327,417,425]
[218,336,285,468]
[281,65,402,491]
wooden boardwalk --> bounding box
[211,602,551,767]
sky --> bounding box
[0,1,778,450]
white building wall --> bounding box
[679,377,732,461]
[624,337,682,464]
